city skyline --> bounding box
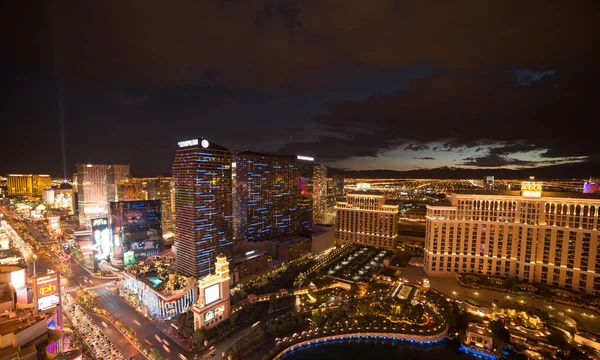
[3,3,600,360]
[2,2,598,178]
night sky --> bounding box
[1,1,598,178]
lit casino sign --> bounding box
[37,274,59,298]
[92,218,108,227]
[178,139,199,148]
[40,282,57,296]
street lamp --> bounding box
[32,253,37,277]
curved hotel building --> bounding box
[424,181,600,295]
[335,190,399,249]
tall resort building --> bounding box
[424,181,600,295]
[335,190,399,249]
[117,176,174,230]
[233,151,314,244]
[76,164,130,227]
[173,138,234,277]
[110,200,162,267]
[312,163,328,225]
[7,174,51,196]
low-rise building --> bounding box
[230,250,271,283]
[277,237,311,262]
[574,331,600,351]
[466,321,493,350]
[0,314,47,352]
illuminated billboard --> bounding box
[123,208,147,228]
[38,294,60,311]
[178,139,198,148]
[204,284,220,305]
[92,217,111,260]
[203,304,225,323]
[35,273,60,311]
[36,274,59,298]
[124,251,135,266]
[204,308,215,322]
[110,201,162,266]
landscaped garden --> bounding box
[173,302,265,349]
[230,258,316,302]
[125,257,190,296]
[223,326,267,360]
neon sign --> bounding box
[92,218,108,227]
[296,155,314,161]
[36,274,59,299]
[178,139,199,148]
[40,282,57,296]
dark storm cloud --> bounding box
[281,68,598,162]
[404,143,429,151]
[3,1,597,91]
[461,153,587,168]
[488,143,540,156]
[1,1,599,176]
[461,154,536,168]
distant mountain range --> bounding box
[327,162,599,180]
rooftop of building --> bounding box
[452,190,600,199]
[0,314,45,336]
[427,200,453,207]
[176,138,231,152]
[312,224,333,235]
[236,150,297,159]
[278,236,311,247]
[381,268,397,278]
[576,330,600,343]
[467,322,493,336]
[0,347,19,358]
[347,190,385,196]
[231,249,270,264]
[18,345,37,357]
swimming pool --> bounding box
[147,276,163,287]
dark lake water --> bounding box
[280,339,477,360]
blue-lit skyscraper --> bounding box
[234,151,313,243]
[173,138,234,277]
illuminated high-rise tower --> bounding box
[7,174,51,196]
[173,138,234,277]
[313,163,327,224]
[76,164,130,227]
[233,151,314,243]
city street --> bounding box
[93,287,195,360]
[63,293,142,360]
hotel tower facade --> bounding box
[424,181,600,295]
[173,138,234,277]
[335,190,399,249]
